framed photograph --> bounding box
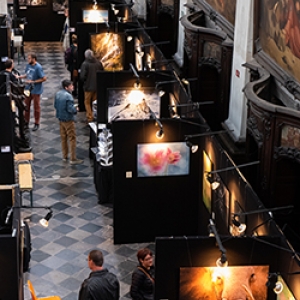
[179,266,269,300]
[137,142,190,177]
[258,0,300,82]
[83,9,109,23]
[90,33,124,71]
[107,87,160,122]
[281,124,300,149]
[52,0,67,12]
[203,151,213,213]
[19,0,46,6]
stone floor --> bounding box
[16,42,154,300]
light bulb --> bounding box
[274,282,283,294]
[156,129,164,139]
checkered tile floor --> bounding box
[16,42,154,300]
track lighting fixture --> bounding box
[206,173,220,190]
[185,139,198,153]
[231,205,293,235]
[93,0,98,10]
[39,209,53,228]
[206,161,260,183]
[208,219,228,267]
[156,128,164,139]
[124,26,157,42]
[184,130,229,154]
[4,205,53,228]
[169,101,214,109]
[135,49,144,57]
[266,273,283,295]
[137,41,170,48]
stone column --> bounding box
[223,0,254,143]
[173,0,187,67]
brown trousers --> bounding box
[24,93,41,124]
[84,91,96,122]
[59,120,77,161]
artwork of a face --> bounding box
[180,266,269,300]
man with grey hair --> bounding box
[80,49,103,123]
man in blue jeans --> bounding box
[54,79,83,165]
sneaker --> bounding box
[62,158,68,162]
[70,159,83,165]
[32,124,39,131]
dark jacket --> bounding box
[130,266,155,300]
[54,89,77,121]
[80,57,103,92]
[67,44,78,73]
[78,269,120,300]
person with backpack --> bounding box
[65,34,78,97]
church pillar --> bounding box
[223,0,254,143]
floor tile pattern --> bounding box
[16,42,154,300]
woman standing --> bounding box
[130,248,155,300]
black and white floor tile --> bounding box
[16,42,154,300]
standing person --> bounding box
[78,249,120,300]
[130,248,155,300]
[19,52,46,131]
[54,79,83,165]
[0,59,19,83]
[66,34,78,97]
[80,49,103,123]
[62,7,70,51]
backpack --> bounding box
[64,46,72,65]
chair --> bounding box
[27,280,61,300]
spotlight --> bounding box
[216,253,228,268]
[267,273,283,294]
[39,209,53,228]
[232,216,247,234]
[158,90,165,97]
[4,205,54,228]
[185,140,198,153]
[232,205,294,236]
[273,282,283,294]
[135,49,144,57]
[156,128,164,139]
[93,0,98,9]
[208,219,228,267]
[206,173,220,190]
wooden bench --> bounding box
[15,153,34,206]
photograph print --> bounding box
[179,266,269,300]
[19,0,46,6]
[137,142,190,177]
[91,33,124,71]
[107,88,160,122]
